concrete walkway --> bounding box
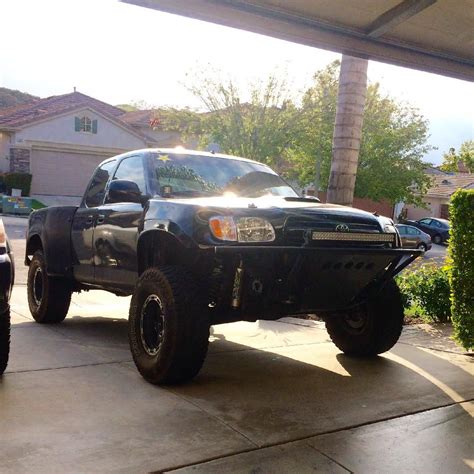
[1,284,473,473]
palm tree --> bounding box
[327,55,368,206]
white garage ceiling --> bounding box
[122,0,474,81]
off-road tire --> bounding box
[27,251,72,324]
[0,308,10,375]
[325,279,404,356]
[129,266,210,385]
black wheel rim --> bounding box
[342,307,368,334]
[140,294,164,356]
[33,267,43,306]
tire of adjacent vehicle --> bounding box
[0,307,10,375]
[325,279,404,356]
[417,242,427,252]
[128,266,210,385]
[27,250,72,324]
[432,234,442,245]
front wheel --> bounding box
[27,251,72,324]
[0,307,10,375]
[128,266,210,385]
[325,279,404,356]
[417,242,427,252]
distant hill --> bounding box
[0,87,38,110]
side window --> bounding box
[84,160,116,208]
[433,220,442,228]
[113,156,147,195]
[398,226,406,235]
[419,218,431,225]
[407,227,417,235]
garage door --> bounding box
[30,149,111,197]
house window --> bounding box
[75,116,98,134]
[81,116,92,132]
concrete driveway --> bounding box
[1,216,472,473]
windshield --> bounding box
[152,153,297,198]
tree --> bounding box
[290,62,434,205]
[183,73,300,170]
[327,55,368,206]
[285,62,338,192]
[440,140,473,173]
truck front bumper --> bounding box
[213,246,421,316]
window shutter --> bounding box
[92,119,98,134]
[74,116,81,132]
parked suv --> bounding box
[0,219,14,375]
[395,224,432,251]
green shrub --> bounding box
[4,172,32,196]
[397,265,451,323]
[448,190,474,350]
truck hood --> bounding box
[161,195,381,220]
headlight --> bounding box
[209,216,275,242]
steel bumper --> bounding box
[213,246,422,314]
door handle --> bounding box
[96,214,105,225]
[86,215,94,225]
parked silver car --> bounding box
[395,224,432,251]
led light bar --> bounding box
[311,231,395,243]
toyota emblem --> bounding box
[335,224,350,232]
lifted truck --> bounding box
[25,149,420,384]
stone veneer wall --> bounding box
[9,147,31,173]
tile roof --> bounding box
[0,91,125,128]
[119,110,154,127]
[426,174,474,198]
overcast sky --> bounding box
[1,0,472,164]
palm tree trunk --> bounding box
[327,55,368,206]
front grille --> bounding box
[284,215,383,246]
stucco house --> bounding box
[0,91,187,203]
[404,173,474,220]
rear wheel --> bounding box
[0,307,10,375]
[432,234,442,245]
[325,279,404,356]
[27,251,72,324]
[129,266,210,385]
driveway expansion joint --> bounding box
[160,397,474,473]
[307,443,353,473]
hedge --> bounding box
[448,189,474,350]
[0,173,32,196]
[397,265,451,323]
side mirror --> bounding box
[107,179,143,204]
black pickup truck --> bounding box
[25,149,420,384]
[0,219,14,375]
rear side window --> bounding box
[407,227,418,235]
[84,160,116,207]
[419,219,432,225]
